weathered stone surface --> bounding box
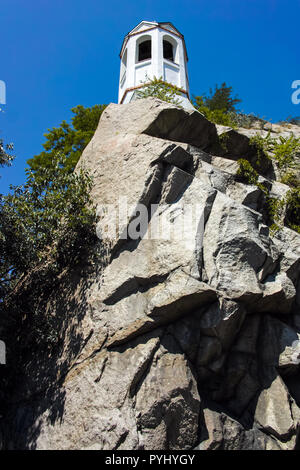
[2,98,300,451]
[211,125,274,177]
[7,332,162,450]
[258,272,296,314]
[272,227,300,284]
[197,407,285,450]
[135,334,200,450]
[198,298,246,349]
[203,191,272,300]
[214,126,256,158]
[254,375,297,443]
[141,99,218,150]
[259,316,300,375]
[105,271,216,348]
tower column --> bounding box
[154,29,163,80]
[126,36,136,89]
[178,40,187,91]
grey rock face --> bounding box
[3,98,300,450]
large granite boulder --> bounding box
[2,98,300,450]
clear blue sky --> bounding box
[1,0,299,193]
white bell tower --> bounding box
[118,21,193,110]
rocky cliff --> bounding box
[2,98,300,450]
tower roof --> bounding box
[119,20,188,61]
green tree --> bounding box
[193,82,241,126]
[202,82,241,112]
[0,153,96,300]
[27,104,106,176]
[1,103,105,300]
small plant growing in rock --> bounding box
[135,76,183,107]
[267,196,286,233]
[245,132,300,233]
[227,112,267,130]
[285,188,300,233]
[237,158,269,197]
[267,189,300,235]
[280,170,299,188]
[218,132,230,152]
[278,116,300,127]
[272,135,300,175]
[237,159,259,185]
[249,132,274,166]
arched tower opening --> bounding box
[136,35,152,63]
[163,39,174,62]
[163,35,178,63]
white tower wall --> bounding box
[118,21,193,110]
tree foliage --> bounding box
[273,135,300,175]
[193,82,241,126]
[236,158,259,185]
[27,104,106,176]
[202,82,241,112]
[0,154,96,300]
[269,135,300,232]
[0,138,14,169]
[135,76,183,107]
[236,131,300,234]
[1,104,108,301]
